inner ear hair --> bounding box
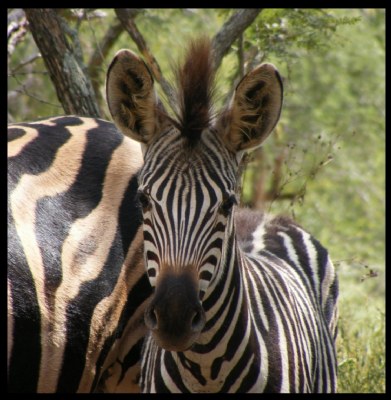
[106,49,161,143]
[219,63,283,153]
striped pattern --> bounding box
[139,129,238,295]
[104,37,339,393]
[139,157,338,393]
[7,116,152,392]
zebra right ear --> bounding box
[217,63,283,153]
[106,49,161,144]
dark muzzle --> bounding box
[144,270,206,351]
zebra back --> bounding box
[8,116,152,392]
[236,209,339,340]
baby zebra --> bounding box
[106,37,339,393]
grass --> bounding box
[335,260,385,393]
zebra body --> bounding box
[106,37,339,393]
[8,116,152,392]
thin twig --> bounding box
[9,53,41,75]
[87,19,124,115]
[11,88,62,108]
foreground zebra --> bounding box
[8,116,152,392]
[106,38,339,392]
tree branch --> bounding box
[24,8,101,117]
[87,8,143,80]
[237,33,245,80]
[115,8,262,114]
[88,21,123,75]
[115,8,177,112]
[211,9,262,71]
[9,53,42,75]
[88,20,124,115]
[8,9,28,59]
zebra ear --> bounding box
[106,49,162,144]
[218,63,283,152]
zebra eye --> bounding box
[137,190,150,210]
[219,194,237,216]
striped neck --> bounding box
[174,222,255,390]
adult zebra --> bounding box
[106,37,339,393]
[8,116,152,392]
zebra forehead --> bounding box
[141,129,238,176]
[141,162,236,201]
[156,263,199,278]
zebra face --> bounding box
[137,129,239,350]
[138,129,239,290]
[106,38,283,351]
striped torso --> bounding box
[8,116,152,392]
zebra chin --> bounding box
[144,269,206,352]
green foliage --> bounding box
[242,9,385,265]
[241,10,385,393]
[336,261,385,393]
[247,9,361,61]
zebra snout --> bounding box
[144,270,206,351]
[144,305,158,331]
[145,301,205,333]
[191,304,206,333]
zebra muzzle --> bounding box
[144,270,206,351]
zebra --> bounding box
[7,116,152,392]
[106,37,339,392]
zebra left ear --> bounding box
[218,63,283,152]
[106,49,164,144]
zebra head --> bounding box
[107,38,283,351]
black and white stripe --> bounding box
[105,37,339,393]
[139,130,238,295]
[139,171,338,393]
[7,116,152,392]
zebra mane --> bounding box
[174,37,215,147]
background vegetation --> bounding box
[8,8,385,393]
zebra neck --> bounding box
[185,234,251,366]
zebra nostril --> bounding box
[190,306,205,333]
[145,306,158,330]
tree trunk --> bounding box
[24,8,101,117]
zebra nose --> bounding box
[144,301,205,333]
[144,306,158,330]
[191,303,205,333]
[143,270,206,351]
